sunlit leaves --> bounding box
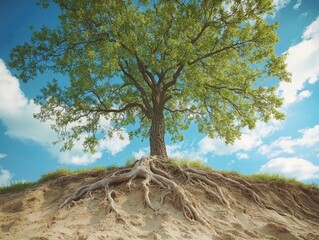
[9,0,290,153]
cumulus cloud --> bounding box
[166,144,207,161]
[259,125,319,158]
[260,157,319,180]
[236,153,249,160]
[132,143,207,162]
[132,148,149,159]
[0,59,130,165]
[0,60,55,143]
[279,16,319,106]
[0,153,7,159]
[99,131,130,156]
[132,120,280,161]
[293,0,302,10]
[198,120,282,156]
[273,0,291,10]
[0,167,12,186]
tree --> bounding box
[9,0,289,159]
[9,0,290,223]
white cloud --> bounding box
[198,120,282,156]
[259,125,319,158]
[132,143,207,162]
[0,60,55,143]
[279,16,319,106]
[0,167,12,186]
[273,0,291,10]
[0,59,130,165]
[300,12,309,18]
[228,160,236,166]
[236,153,249,160]
[167,144,206,161]
[99,130,130,156]
[56,150,103,165]
[293,0,302,10]
[132,148,149,159]
[303,16,319,40]
[260,157,319,181]
[0,153,7,159]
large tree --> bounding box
[9,0,290,224]
[9,0,289,159]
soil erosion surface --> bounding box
[0,156,318,239]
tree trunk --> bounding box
[150,111,168,158]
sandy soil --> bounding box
[0,169,319,240]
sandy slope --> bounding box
[0,169,319,240]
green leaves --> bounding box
[9,0,289,153]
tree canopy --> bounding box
[9,0,290,158]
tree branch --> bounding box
[190,22,209,44]
[100,102,146,113]
[189,39,254,65]
[79,102,146,115]
[159,63,184,106]
[162,64,184,93]
[135,55,155,89]
[118,61,152,118]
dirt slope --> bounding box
[0,167,318,240]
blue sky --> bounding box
[1,0,319,185]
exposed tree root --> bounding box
[60,156,267,225]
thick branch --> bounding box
[118,62,152,118]
[135,55,156,89]
[189,39,254,65]
[160,64,184,105]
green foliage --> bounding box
[9,0,290,154]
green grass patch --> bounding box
[69,166,106,175]
[170,157,212,170]
[0,166,107,194]
[38,168,72,184]
[248,173,318,189]
[219,170,241,177]
[1,161,318,194]
[0,181,38,194]
[249,173,297,182]
[38,166,107,183]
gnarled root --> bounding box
[60,156,263,225]
[181,165,265,209]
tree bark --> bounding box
[150,110,168,158]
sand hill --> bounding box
[1,164,319,240]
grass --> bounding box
[0,166,107,194]
[0,181,38,194]
[38,166,108,183]
[248,173,318,189]
[124,156,212,170]
[1,159,318,194]
[214,170,318,189]
[170,157,212,170]
[38,168,73,184]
